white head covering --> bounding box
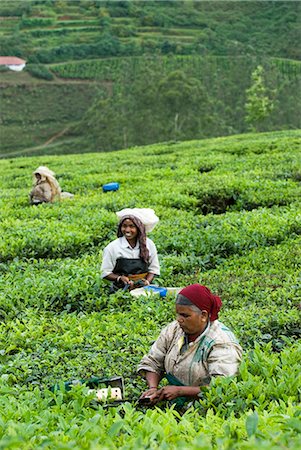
[116,208,159,233]
[34,166,56,178]
[33,166,61,200]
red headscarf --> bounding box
[178,284,222,321]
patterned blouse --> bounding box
[138,320,242,386]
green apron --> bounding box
[165,334,210,408]
[165,372,189,408]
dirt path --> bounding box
[0,128,75,159]
[43,127,69,146]
[0,137,77,158]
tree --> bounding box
[245,65,274,132]
[157,70,210,141]
[75,68,213,151]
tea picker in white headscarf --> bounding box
[101,208,160,292]
[29,166,73,205]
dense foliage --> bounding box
[0,1,300,59]
[71,56,300,151]
[0,0,300,156]
[0,131,300,448]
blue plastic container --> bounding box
[144,286,167,297]
[102,182,120,192]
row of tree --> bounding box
[72,64,299,152]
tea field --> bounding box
[0,130,300,449]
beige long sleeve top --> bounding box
[138,320,242,386]
[30,180,53,204]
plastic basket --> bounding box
[102,182,120,192]
[144,286,167,297]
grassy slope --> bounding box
[0,1,300,156]
[0,76,103,155]
[1,54,300,158]
[0,130,300,448]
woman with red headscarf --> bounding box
[138,284,242,405]
[101,209,160,292]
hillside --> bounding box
[0,130,300,448]
[0,0,300,156]
[1,1,300,60]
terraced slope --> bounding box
[0,0,300,156]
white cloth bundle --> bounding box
[33,166,56,178]
[116,208,159,233]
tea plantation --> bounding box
[0,130,300,449]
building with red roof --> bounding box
[0,56,26,71]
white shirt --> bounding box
[101,236,160,278]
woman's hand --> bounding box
[139,387,160,404]
[156,386,182,401]
[119,275,134,287]
[141,385,200,405]
[158,385,201,401]
[139,386,182,404]
[139,386,181,404]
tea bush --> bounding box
[0,130,300,448]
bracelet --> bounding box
[117,276,121,283]
[148,386,157,389]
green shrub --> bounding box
[20,17,56,28]
[0,130,300,448]
[26,64,54,81]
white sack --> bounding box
[116,208,159,232]
[61,191,74,199]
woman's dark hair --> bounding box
[176,294,202,314]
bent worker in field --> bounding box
[138,284,242,406]
[29,166,61,205]
[29,166,74,205]
[101,208,160,293]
